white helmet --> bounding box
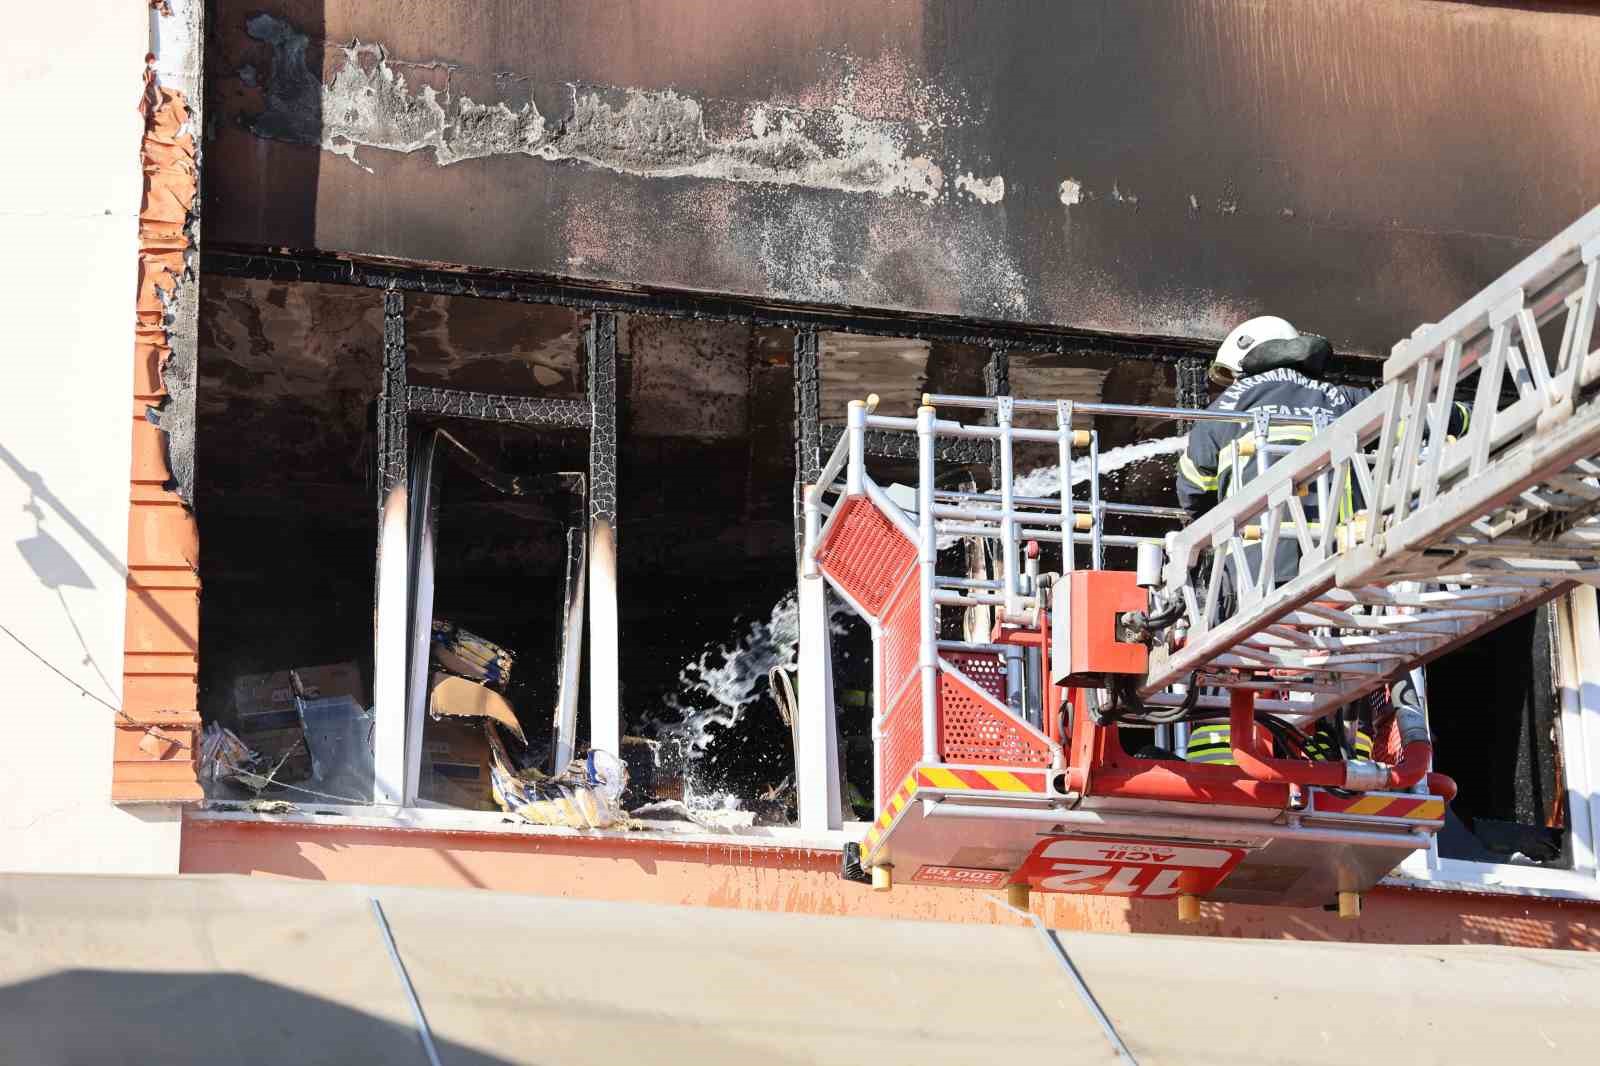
[1211,315,1299,386]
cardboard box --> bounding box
[232,662,365,785]
[428,673,526,744]
[419,718,496,810]
[234,662,366,731]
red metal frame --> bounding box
[1047,572,1456,811]
[824,486,1460,818]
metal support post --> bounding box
[1004,644,1026,718]
[402,432,442,804]
[997,396,1022,620]
[587,312,621,758]
[373,289,410,806]
[796,564,842,831]
[794,329,822,558]
[551,526,588,774]
[918,404,941,761]
[846,399,867,494]
[1089,430,1104,570]
[1057,400,1076,573]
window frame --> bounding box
[1389,588,1600,900]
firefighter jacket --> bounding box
[1175,368,1471,518]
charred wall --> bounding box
[206,0,1600,359]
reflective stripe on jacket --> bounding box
[1175,367,1471,518]
[1184,719,1373,765]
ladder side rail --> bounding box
[1385,205,1600,384]
[1403,279,1598,544]
[1089,428,1103,570]
[1160,387,1396,593]
[1351,384,1600,588]
[1574,244,1600,389]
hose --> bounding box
[1087,670,1201,726]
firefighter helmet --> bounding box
[1210,315,1299,386]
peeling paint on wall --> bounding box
[243,14,997,202]
[136,62,199,504]
[954,172,1004,204]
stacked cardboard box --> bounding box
[420,623,524,811]
[231,662,365,785]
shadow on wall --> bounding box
[0,443,196,699]
[0,970,514,1066]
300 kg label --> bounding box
[1012,837,1247,898]
[911,865,1009,887]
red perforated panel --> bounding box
[815,496,916,621]
[879,575,922,709]
[879,675,923,810]
[938,668,1052,767]
[942,650,1007,703]
[1368,689,1402,763]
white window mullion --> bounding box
[1561,587,1600,878]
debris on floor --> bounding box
[489,734,628,829]
[228,661,366,789]
[431,620,514,690]
[199,722,258,786]
[418,621,528,811]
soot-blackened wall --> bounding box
[206,0,1600,359]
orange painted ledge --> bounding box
[179,815,1600,951]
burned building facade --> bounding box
[39,0,1600,943]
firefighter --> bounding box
[1176,315,1471,557]
[1176,316,1465,764]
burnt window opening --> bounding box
[1428,607,1570,867]
[195,277,383,804]
[192,261,1587,872]
[407,419,589,811]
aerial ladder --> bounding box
[803,204,1600,917]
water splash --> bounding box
[664,594,801,755]
[1011,435,1186,498]
[652,435,1186,811]
[649,593,849,810]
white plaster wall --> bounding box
[0,3,182,872]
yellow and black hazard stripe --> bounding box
[1311,792,1446,821]
[859,772,918,860]
[915,766,1048,794]
[858,765,1049,860]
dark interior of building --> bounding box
[192,270,1568,856]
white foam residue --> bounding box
[1058,178,1084,206]
[955,172,1006,204]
